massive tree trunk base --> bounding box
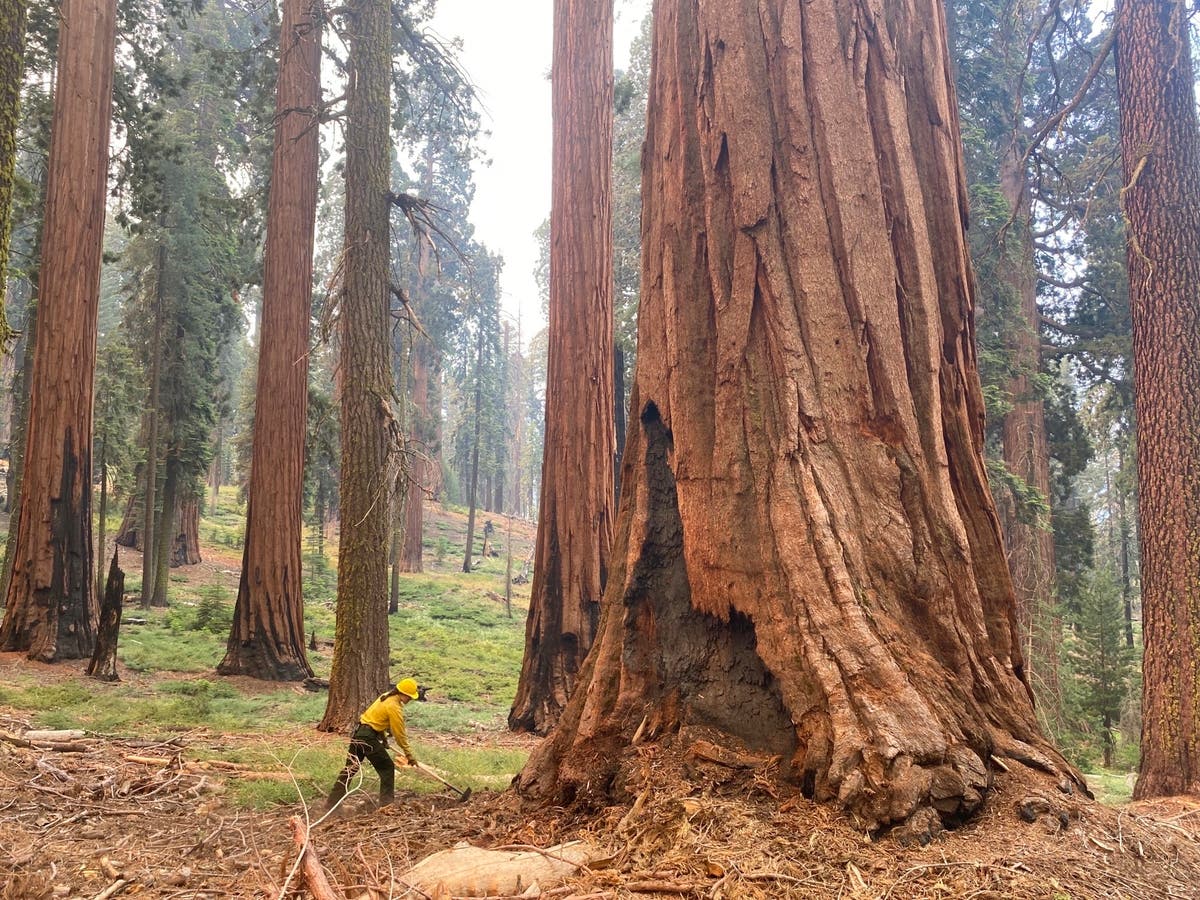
[217,636,311,682]
[218,503,312,682]
[0,429,97,661]
[517,407,1083,832]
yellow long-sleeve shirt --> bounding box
[360,692,417,763]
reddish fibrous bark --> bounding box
[509,0,615,735]
[218,0,320,681]
[0,0,117,660]
[1114,0,1200,800]
[518,0,1078,830]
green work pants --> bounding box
[328,724,395,806]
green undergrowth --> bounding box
[199,742,528,809]
[0,489,535,809]
[1084,770,1136,805]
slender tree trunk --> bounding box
[1115,0,1200,800]
[150,455,176,607]
[996,145,1060,722]
[400,341,430,572]
[504,515,514,618]
[315,474,327,558]
[510,0,615,733]
[86,550,123,681]
[95,434,107,601]
[0,0,28,345]
[219,0,319,681]
[463,326,485,574]
[518,0,1078,830]
[319,0,393,730]
[389,519,400,613]
[0,0,117,659]
[389,319,406,614]
[141,247,164,608]
[210,423,222,512]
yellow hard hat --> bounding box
[396,678,420,699]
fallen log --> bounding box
[402,841,595,898]
[0,730,92,753]
[23,729,87,742]
[289,816,341,900]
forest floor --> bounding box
[1,496,1199,898]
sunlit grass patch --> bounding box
[1085,770,1136,806]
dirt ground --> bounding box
[3,692,1199,900]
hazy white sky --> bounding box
[428,0,651,339]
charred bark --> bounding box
[1115,0,1200,800]
[86,550,123,682]
[510,0,615,734]
[518,0,1078,830]
[219,0,319,682]
[0,0,116,659]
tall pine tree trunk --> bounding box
[509,0,615,734]
[462,326,484,573]
[0,0,117,659]
[219,0,319,681]
[150,455,176,608]
[319,0,393,730]
[518,0,1077,830]
[1115,0,1200,800]
[95,434,107,601]
[997,145,1060,721]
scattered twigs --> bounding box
[624,880,698,894]
[88,878,130,900]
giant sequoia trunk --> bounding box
[1115,0,1200,800]
[318,0,393,729]
[0,0,116,659]
[518,0,1077,830]
[509,0,615,734]
[996,146,1060,719]
[218,0,319,681]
